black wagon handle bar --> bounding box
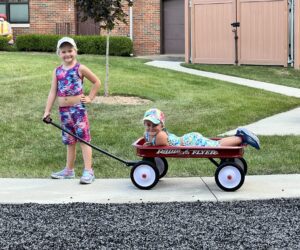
[42,116,137,167]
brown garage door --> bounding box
[191,0,236,64]
[190,0,288,65]
[163,0,185,54]
[239,0,288,66]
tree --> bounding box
[76,0,133,96]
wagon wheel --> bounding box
[234,158,248,175]
[215,162,245,192]
[130,161,159,190]
[143,157,169,179]
[220,158,248,175]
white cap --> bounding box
[56,37,77,54]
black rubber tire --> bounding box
[130,161,159,190]
[215,162,245,192]
[143,157,169,179]
[234,158,248,175]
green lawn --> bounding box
[182,63,300,89]
[1,52,300,178]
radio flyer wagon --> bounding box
[43,117,247,192]
[132,138,248,192]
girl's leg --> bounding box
[79,143,94,184]
[66,144,76,169]
[219,136,242,146]
[80,143,92,170]
[51,144,76,179]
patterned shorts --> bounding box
[182,132,220,147]
[59,103,91,145]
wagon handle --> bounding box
[42,116,137,167]
[43,115,52,124]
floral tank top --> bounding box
[56,63,83,97]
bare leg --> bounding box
[66,144,76,169]
[80,143,92,170]
[219,136,242,146]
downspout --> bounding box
[295,0,299,69]
[129,4,133,56]
[288,0,294,65]
[129,5,133,40]
[189,0,192,63]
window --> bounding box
[0,4,6,15]
[0,0,29,23]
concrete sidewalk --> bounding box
[222,107,300,136]
[146,61,300,98]
[1,175,299,204]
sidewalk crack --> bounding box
[200,177,219,202]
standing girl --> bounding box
[43,37,101,184]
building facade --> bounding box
[0,0,185,56]
[1,1,76,37]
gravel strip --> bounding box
[0,198,299,249]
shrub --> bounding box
[16,34,133,56]
[16,34,59,52]
[109,36,133,56]
[0,36,10,51]
[74,35,106,54]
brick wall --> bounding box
[110,5,130,37]
[133,0,161,55]
[12,0,161,56]
[112,0,161,55]
[13,0,76,37]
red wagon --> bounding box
[43,117,248,192]
[132,137,248,192]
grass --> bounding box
[182,63,300,89]
[1,51,300,178]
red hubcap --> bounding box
[227,175,233,180]
[142,174,147,179]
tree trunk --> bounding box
[104,29,111,97]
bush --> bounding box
[0,36,10,51]
[16,34,60,52]
[109,36,133,56]
[74,35,106,54]
[16,34,133,56]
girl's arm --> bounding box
[143,131,168,146]
[154,131,169,146]
[79,65,101,103]
[43,69,58,118]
